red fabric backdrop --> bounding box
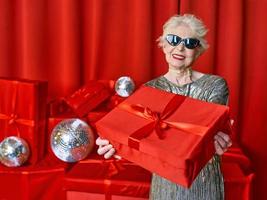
[0,0,266,199]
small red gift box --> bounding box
[221,145,254,200]
[0,78,47,164]
[0,155,68,200]
[96,86,230,188]
[64,81,112,117]
[222,145,252,173]
[64,154,151,200]
[222,162,254,200]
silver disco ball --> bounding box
[0,136,30,167]
[50,118,94,162]
[115,76,135,97]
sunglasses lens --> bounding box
[184,38,200,49]
[166,35,181,46]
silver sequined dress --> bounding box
[145,74,229,200]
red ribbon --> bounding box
[0,81,35,137]
[69,83,106,100]
[104,179,112,200]
[79,157,128,178]
[118,95,209,150]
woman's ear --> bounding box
[157,36,164,48]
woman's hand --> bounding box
[96,137,117,159]
[214,131,232,155]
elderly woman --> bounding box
[96,14,232,200]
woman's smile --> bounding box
[172,53,185,60]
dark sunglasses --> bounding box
[165,34,200,49]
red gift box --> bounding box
[222,145,252,173]
[64,81,112,117]
[0,155,69,200]
[0,78,47,164]
[222,162,254,200]
[66,192,148,200]
[221,145,254,200]
[48,97,71,116]
[96,86,230,188]
[64,154,151,200]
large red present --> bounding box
[0,155,68,200]
[64,81,112,117]
[64,154,151,200]
[0,78,47,164]
[96,86,230,188]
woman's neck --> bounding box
[164,67,193,86]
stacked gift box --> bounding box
[0,77,254,199]
[64,154,151,200]
[0,77,68,199]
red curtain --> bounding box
[0,0,178,98]
[0,0,267,199]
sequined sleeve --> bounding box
[207,77,229,105]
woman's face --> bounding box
[162,24,200,70]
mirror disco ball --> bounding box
[50,119,94,162]
[0,136,30,167]
[115,76,135,97]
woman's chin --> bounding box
[169,63,187,70]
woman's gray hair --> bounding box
[158,14,209,55]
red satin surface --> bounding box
[221,146,255,200]
[64,81,111,117]
[96,86,230,188]
[222,163,254,200]
[0,156,68,200]
[64,154,151,199]
[66,192,148,200]
[0,78,47,164]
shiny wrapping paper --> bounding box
[64,81,112,117]
[222,145,252,173]
[0,156,68,200]
[0,78,47,164]
[96,86,230,188]
[66,192,148,200]
[64,154,151,200]
[221,146,254,200]
[222,162,254,200]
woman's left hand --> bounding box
[214,131,232,155]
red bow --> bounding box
[119,95,209,150]
[0,81,35,137]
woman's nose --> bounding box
[176,42,185,51]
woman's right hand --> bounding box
[96,137,116,159]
